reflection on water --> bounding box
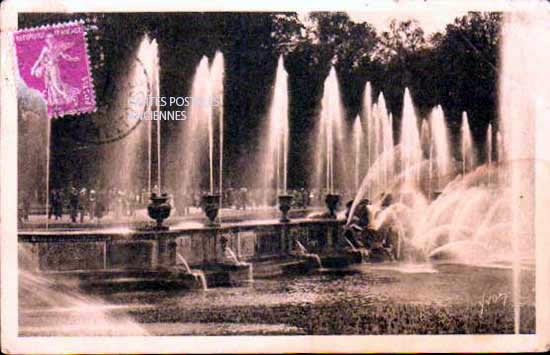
[368,262,438,274]
[20,262,535,336]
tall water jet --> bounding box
[101,34,156,197]
[262,56,289,197]
[420,119,430,158]
[314,67,346,194]
[363,82,372,169]
[348,90,396,223]
[461,112,474,176]
[45,115,51,229]
[368,101,379,198]
[387,112,394,182]
[486,123,493,184]
[499,10,541,334]
[362,91,393,198]
[353,115,362,191]
[420,119,431,194]
[152,39,162,192]
[211,52,225,203]
[496,130,504,165]
[400,88,422,186]
[176,57,213,195]
[430,105,452,190]
[380,97,393,193]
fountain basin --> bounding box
[19,218,348,290]
[202,263,253,287]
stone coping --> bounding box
[19,217,345,243]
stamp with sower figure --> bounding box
[14,20,96,119]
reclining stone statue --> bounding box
[344,197,396,262]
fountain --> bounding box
[420,119,430,158]
[175,56,211,195]
[211,52,225,210]
[338,24,539,329]
[429,105,452,192]
[346,71,535,270]
[499,11,541,333]
[15,11,543,337]
[461,111,475,176]
[202,51,225,225]
[176,253,208,290]
[257,56,292,220]
[143,37,173,229]
[363,82,372,170]
[496,130,504,165]
[313,67,348,199]
[400,88,422,187]
[352,115,362,191]
[172,53,224,225]
[19,246,148,336]
[293,241,322,270]
[486,123,493,185]
[312,66,351,215]
[419,119,431,196]
[364,91,393,199]
[102,35,157,196]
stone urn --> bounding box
[325,193,341,218]
[147,193,171,230]
[201,194,220,226]
[278,194,293,223]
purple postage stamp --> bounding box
[14,21,96,118]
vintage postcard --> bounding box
[1,0,549,353]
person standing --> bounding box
[68,187,79,223]
[48,189,56,220]
[94,189,106,224]
[88,189,97,220]
[53,189,63,220]
[79,187,88,223]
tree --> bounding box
[435,12,501,147]
[377,19,427,64]
[373,19,432,121]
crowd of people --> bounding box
[45,186,147,223]
[172,187,338,216]
[18,185,359,223]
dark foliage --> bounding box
[18,11,501,189]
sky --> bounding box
[296,0,517,34]
[297,8,469,35]
[346,10,469,34]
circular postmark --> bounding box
[69,32,153,145]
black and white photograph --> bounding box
[1,0,549,353]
